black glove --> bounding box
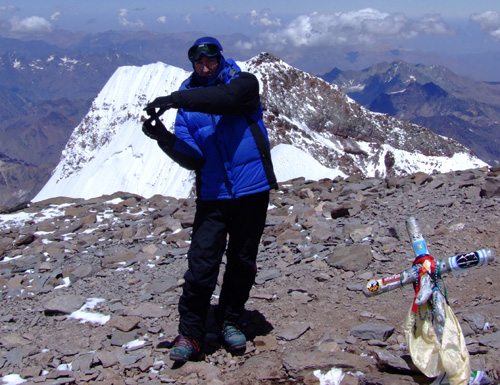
[144,95,175,116]
[142,113,173,143]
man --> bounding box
[142,36,277,362]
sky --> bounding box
[1,1,500,81]
[1,0,500,56]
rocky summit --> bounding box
[1,166,500,385]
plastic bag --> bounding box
[404,300,471,385]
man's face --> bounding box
[194,56,219,77]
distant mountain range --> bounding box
[0,33,495,207]
[0,40,142,206]
[320,61,500,167]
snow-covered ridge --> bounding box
[33,55,487,202]
[35,62,196,201]
[57,62,188,179]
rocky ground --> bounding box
[1,166,500,385]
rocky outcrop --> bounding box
[1,167,500,384]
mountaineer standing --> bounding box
[142,36,277,362]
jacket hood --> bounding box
[188,36,223,61]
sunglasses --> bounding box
[188,43,221,62]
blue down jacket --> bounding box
[158,58,277,200]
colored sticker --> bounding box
[382,273,401,285]
[366,280,380,293]
[455,252,480,269]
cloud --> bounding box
[51,12,61,21]
[234,40,254,51]
[118,8,144,28]
[157,16,166,24]
[470,11,500,41]
[249,9,281,27]
[10,16,53,33]
[0,5,18,14]
[184,14,191,24]
[254,8,453,50]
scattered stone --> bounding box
[43,295,87,315]
[327,244,373,271]
[254,335,278,352]
[255,268,281,284]
[13,233,36,247]
[276,322,312,341]
[463,312,486,331]
[240,352,285,381]
[106,316,141,332]
[69,264,98,282]
[71,353,94,372]
[477,331,500,349]
[350,323,395,341]
[124,303,170,318]
[97,350,122,368]
[143,277,178,294]
[375,351,420,374]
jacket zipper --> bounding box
[212,114,234,198]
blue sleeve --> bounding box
[157,111,205,170]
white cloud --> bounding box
[234,40,254,50]
[417,14,452,35]
[470,11,500,41]
[256,8,453,50]
[249,9,281,27]
[0,5,18,14]
[184,14,191,24]
[157,16,166,24]
[51,12,61,21]
[118,8,144,28]
[10,16,53,33]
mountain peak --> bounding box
[33,57,486,202]
[252,52,283,64]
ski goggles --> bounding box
[188,43,221,62]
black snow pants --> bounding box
[178,190,270,341]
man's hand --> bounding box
[144,95,175,116]
[142,113,173,143]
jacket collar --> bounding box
[189,58,240,88]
